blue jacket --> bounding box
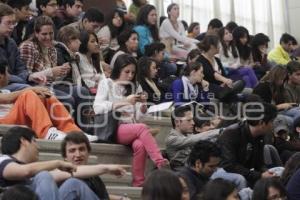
[170,78,209,106]
[133,25,153,55]
[0,37,29,83]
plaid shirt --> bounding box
[19,40,57,77]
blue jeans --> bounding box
[3,83,29,91]
[29,171,99,200]
[211,168,247,191]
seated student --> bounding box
[109,28,139,68]
[56,0,83,27]
[144,42,177,80]
[170,62,210,105]
[93,54,169,187]
[7,0,33,46]
[218,27,258,88]
[273,115,300,164]
[137,57,164,104]
[133,4,159,55]
[225,21,238,34]
[96,9,126,53]
[165,105,221,170]
[284,61,300,104]
[177,140,221,200]
[252,178,287,200]
[19,16,93,131]
[67,8,104,34]
[0,3,46,91]
[201,178,239,200]
[196,35,245,102]
[251,33,272,79]
[142,170,183,200]
[58,132,128,200]
[0,126,101,199]
[159,3,198,52]
[268,33,295,65]
[280,152,300,186]
[77,30,106,92]
[217,103,278,187]
[196,18,223,41]
[0,59,97,141]
[25,0,62,41]
[187,22,200,39]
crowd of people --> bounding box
[1,0,300,199]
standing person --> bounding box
[159,3,198,52]
[218,27,258,88]
[93,54,169,187]
[217,103,278,187]
[134,4,159,55]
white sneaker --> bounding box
[45,127,67,140]
[84,133,98,142]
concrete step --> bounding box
[36,139,133,164]
[101,173,132,186]
[106,186,142,200]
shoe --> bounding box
[45,127,66,140]
[84,133,98,142]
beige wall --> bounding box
[287,0,300,41]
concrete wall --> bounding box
[287,0,300,41]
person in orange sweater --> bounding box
[0,59,97,141]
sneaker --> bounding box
[84,133,98,142]
[45,127,67,140]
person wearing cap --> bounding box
[273,115,300,164]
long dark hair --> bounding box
[111,54,138,96]
[106,9,126,39]
[197,35,220,52]
[79,30,102,73]
[136,4,159,41]
[232,26,251,60]
[218,27,238,58]
[117,28,138,53]
[252,178,287,200]
[137,56,156,81]
[142,170,183,200]
[260,65,287,104]
[251,33,270,65]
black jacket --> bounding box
[217,121,265,185]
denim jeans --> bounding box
[211,168,247,191]
[29,171,99,200]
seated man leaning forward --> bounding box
[0,59,97,141]
[0,127,128,200]
[59,132,130,200]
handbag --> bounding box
[94,111,121,143]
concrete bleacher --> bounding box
[0,116,172,200]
